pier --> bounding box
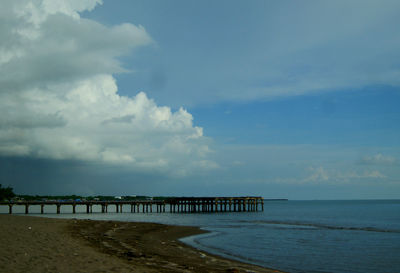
[0,197,264,214]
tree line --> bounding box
[0,184,16,201]
[0,185,175,202]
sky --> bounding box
[1,0,400,199]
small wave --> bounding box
[235,220,400,233]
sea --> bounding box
[2,200,400,273]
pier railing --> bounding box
[0,197,264,214]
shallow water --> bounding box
[2,200,400,273]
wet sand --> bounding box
[0,215,284,273]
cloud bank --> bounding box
[0,0,214,176]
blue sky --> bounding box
[1,0,399,199]
[85,0,400,144]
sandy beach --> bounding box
[0,215,283,273]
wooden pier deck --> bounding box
[0,197,264,214]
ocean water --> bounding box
[2,200,400,273]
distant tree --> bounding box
[0,184,16,201]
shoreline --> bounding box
[180,232,273,270]
[0,215,284,272]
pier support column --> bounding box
[25,204,29,214]
[41,204,44,214]
[73,204,76,214]
[116,204,119,213]
[130,204,134,213]
[102,205,106,213]
[56,204,61,214]
[8,204,12,214]
[86,204,90,213]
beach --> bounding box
[0,215,282,273]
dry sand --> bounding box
[0,215,284,273]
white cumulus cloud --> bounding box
[303,166,387,184]
[360,154,397,165]
[0,0,215,176]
